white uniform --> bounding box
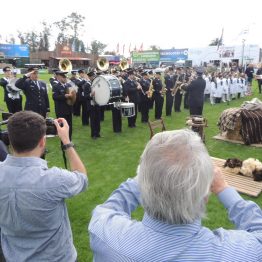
[210,81,216,105]
[215,77,223,101]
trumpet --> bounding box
[161,86,167,97]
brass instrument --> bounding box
[65,80,78,106]
[59,58,72,73]
[58,59,77,106]
[6,77,21,100]
[147,79,154,98]
[119,58,129,71]
[97,57,109,71]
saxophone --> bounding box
[147,78,154,98]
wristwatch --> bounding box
[62,142,75,151]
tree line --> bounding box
[2,12,107,55]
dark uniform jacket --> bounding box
[124,78,139,103]
[81,80,92,107]
[15,76,50,115]
[164,74,174,92]
[152,78,163,94]
[52,81,73,115]
[187,76,206,107]
[139,78,150,101]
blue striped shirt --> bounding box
[89,178,262,262]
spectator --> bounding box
[89,129,262,261]
[0,111,87,262]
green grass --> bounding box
[1,74,262,261]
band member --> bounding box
[123,70,141,128]
[187,67,206,116]
[153,71,164,119]
[111,70,122,133]
[52,71,73,140]
[148,70,154,109]
[173,68,183,112]
[15,67,50,117]
[139,71,150,123]
[70,70,81,117]
[75,69,90,126]
[83,71,101,139]
[49,69,59,88]
[0,66,22,113]
[256,64,262,94]
[164,67,174,116]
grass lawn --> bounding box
[1,73,262,261]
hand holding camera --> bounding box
[53,118,70,145]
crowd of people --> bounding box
[0,63,262,261]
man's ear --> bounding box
[39,136,46,149]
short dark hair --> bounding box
[7,111,46,153]
[3,66,11,72]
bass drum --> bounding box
[91,75,122,106]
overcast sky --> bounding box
[1,0,261,54]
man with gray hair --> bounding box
[89,129,262,261]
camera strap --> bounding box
[60,143,68,169]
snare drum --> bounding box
[120,102,135,117]
[92,75,122,106]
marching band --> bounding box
[0,62,258,141]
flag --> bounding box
[122,44,125,55]
[116,43,119,54]
[129,43,131,53]
[217,28,224,51]
[134,45,137,52]
[139,43,143,52]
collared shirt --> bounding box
[89,179,262,262]
[0,155,88,262]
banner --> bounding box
[159,49,188,61]
[132,51,160,62]
[0,44,29,58]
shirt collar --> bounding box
[4,155,48,169]
[142,213,201,236]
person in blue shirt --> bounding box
[89,129,262,262]
[0,111,88,262]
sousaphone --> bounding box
[58,58,77,106]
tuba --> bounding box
[97,57,109,71]
[58,59,76,106]
[58,58,73,73]
[119,58,129,71]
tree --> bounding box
[39,21,51,51]
[67,12,85,39]
[54,18,70,44]
[5,35,15,44]
[17,31,39,52]
[90,40,107,55]
[150,45,160,51]
[209,38,222,46]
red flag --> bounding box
[122,44,125,55]
[116,43,119,54]
[139,43,143,52]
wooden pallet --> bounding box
[211,157,262,197]
[213,135,262,148]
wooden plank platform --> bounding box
[213,135,262,148]
[211,157,262,197]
